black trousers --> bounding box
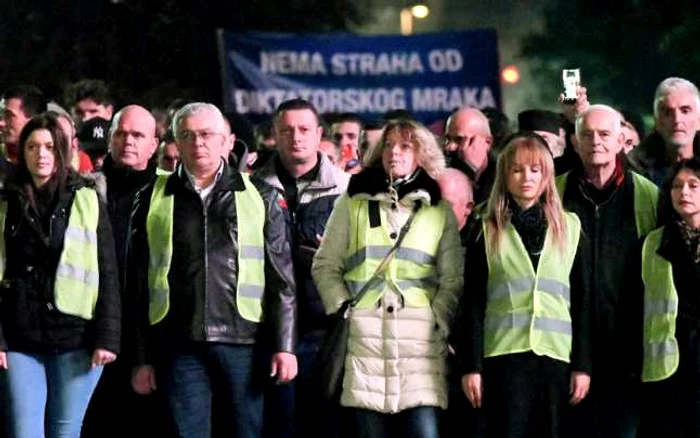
[640,318,700,438]
[81,358,175,438]
[483,352,570,438]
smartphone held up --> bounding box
[562,69,580,104]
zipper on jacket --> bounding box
[202,196,209,340]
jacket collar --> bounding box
[347,166,442,206]
[633,131,700,168]
[164,161,246,196]
[256,152,339,191]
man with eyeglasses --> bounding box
[443,108,496,205]
[129,102,297,438]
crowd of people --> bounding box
[0,75,698,438]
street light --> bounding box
[400,2,430,36]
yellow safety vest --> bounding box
[0,187,100,320]
[342,198,448,309]
[483,212,581,363]
[555,171,658,238]
[641,226,680,382]
[146,173,266,324]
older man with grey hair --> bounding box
[629,77,700,187]
[557,104,659,438]
[129,103,297,438]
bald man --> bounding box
[437,167,485,438]
[437,168,474,239]
[443,108,495,205]
[82,104,164,437]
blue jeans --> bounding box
[354,406,440,438]
[0,349,103,438]
[162,343,264,438]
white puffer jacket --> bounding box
[312,175,463,413]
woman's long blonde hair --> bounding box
[484,133,567,254]
[362,118,445,180]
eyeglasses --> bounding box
[179,131,223,143]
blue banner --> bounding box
[217,30,501,125]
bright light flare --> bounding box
[501,65,521,84]
[411,4,429,18]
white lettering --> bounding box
[259,51,327,75]
[479,87,497,108]
[232,88,406,115]
[328,52,424,76]
[428,49,464,73]
[331,54,346,75]
[444,49,464,72]
[410,87,497,111]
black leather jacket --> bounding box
[128,163,296,364]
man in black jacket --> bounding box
[442,108,496,206]
[628,77,700,187]
[559,105,659,438]
[81,104,161,438]
[130,103,296,438]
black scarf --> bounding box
[509,198,547,257]
[675,219,700,265]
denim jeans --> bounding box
[0,349,103,438]
[353,406,441,438]
[161,343,264,438]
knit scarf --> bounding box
[675,219,700,264]
[509,198,547,256]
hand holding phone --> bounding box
[558,69,589,123]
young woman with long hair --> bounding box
[459,132,592,438]
[0,113,120,438]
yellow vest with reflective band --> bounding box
[146,173,266,324]
[555,171,658,239]
[342,198,447,309]
[0,188,100,320]
[483,212,581,363]
[641,226,680,382]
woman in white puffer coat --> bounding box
[312,119,463,438]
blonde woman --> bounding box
[312,119,463,438]
[459,133,592,438]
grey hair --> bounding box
[575,104,623,137]
[171,102,226,139]
[653,77,700,118]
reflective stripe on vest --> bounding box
[641,226,680,382]
[146,173,266,324]
[555,171,658,238]
[342,198,447,309]
[483,212,581,363]
[0,188,100,320]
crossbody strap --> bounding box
[347,202,422,309]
